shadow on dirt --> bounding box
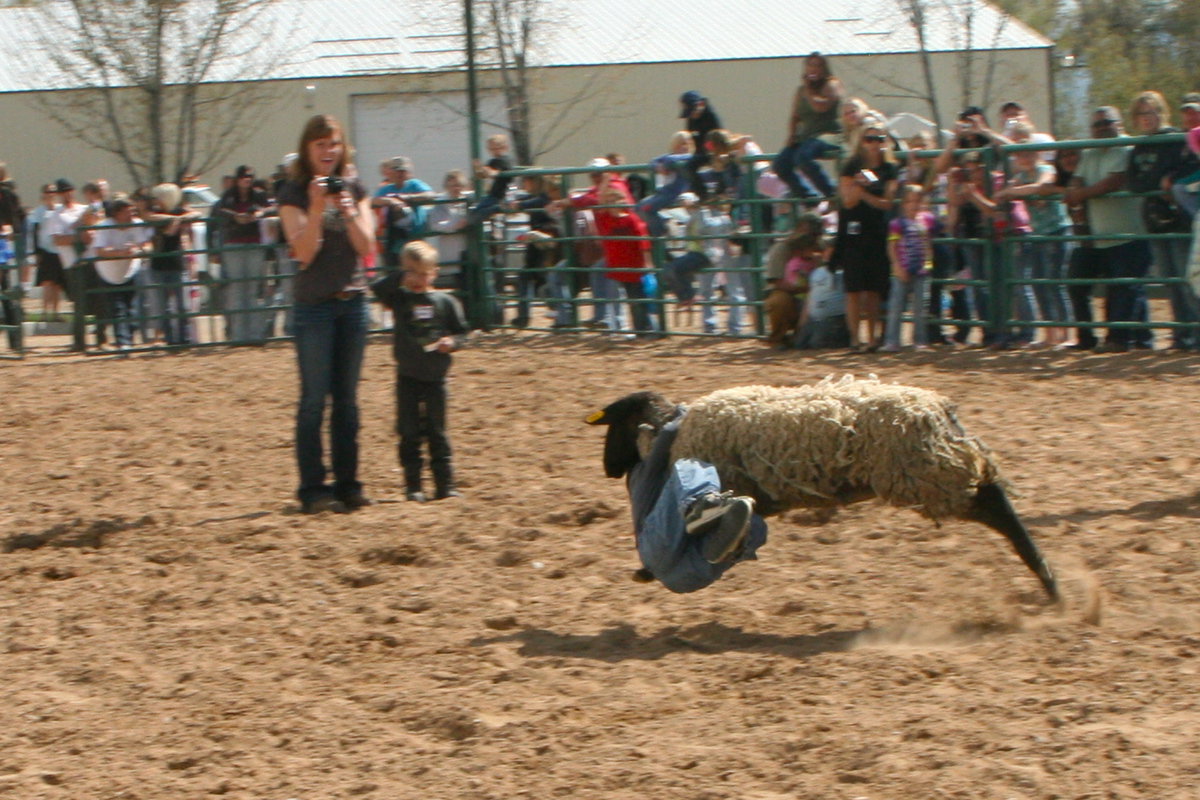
[473,620,864,662]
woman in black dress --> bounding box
[830,118,898,350]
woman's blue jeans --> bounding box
[293,294,368,504]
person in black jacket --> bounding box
[371,240,469,502]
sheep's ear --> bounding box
[587,392,669,478]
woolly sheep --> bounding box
[587,376,1059,600]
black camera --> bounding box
[322,175,345,195]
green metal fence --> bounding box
[11,131,1197,357]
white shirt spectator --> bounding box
[92,217,152,284]
[45,204,85,268]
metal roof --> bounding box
[0,0,1052,92]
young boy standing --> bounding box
[371,241,469,501]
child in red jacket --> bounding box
[593,185,658,335]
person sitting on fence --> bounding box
[773,52,843,201]
[636,131,694,241]
[468,133,514,225]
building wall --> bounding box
[0,47,1051,197]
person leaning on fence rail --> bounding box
[90,195,151,351]
[594,184,658,338]
[425,169,472,292]
[1064,106,1154,352]
[1127,90,1200,351]
[995,128,1074,348]
[215,165,272,343]
[373,156,435,270]
[144,183,203,346]
[277,113,376,515]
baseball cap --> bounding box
[958,105,985,120]
[679,90,704,117]
[585,157,611,170]
[1180,92,1200,112]
[390,156,414,171]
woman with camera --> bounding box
[278,114,376,514]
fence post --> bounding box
[67,264,87,352]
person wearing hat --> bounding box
[551,158,634,330]
[679,90,722,195]
[1065,106,1153,351]
[372,156,435,269]
[1171,94,1200,218]
[91,194,152,350]
[27,182,66,322]
[215,164,272,342]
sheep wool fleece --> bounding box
[669,376,1002,520]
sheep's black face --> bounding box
[585,392,675,478]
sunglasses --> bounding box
[863,134,887,143]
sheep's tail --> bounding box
[967,483,1060,602]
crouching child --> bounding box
[372,240,469,501]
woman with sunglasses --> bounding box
[830,119,898,351]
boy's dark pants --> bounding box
[396,374,453,493]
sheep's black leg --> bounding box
[967,483,1060,601]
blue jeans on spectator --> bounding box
[223,246,266,343]
[1029,236,1072,330]
[629,413,768,594]
[546,258,577,326]
[772,137,840,198]
[152,268,191,345]
[293,294,368,505]
[102,283,137,347]
[1003,240,1040,345]
[1100,240,1152,348]
[698,256,751,334]
[885,273,929,348]
[667,251,711,304]
[1151,237,1199,349]
[591,263,627,330]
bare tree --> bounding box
[18,0,287,188]
[413,0,635,165]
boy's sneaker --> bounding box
[684,491,736,536]
[700,496,754,564]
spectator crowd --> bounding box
[2,55,1200,356]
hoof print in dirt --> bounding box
[405,708,481,742]
[360,545,422,566]
[338,571,384,589]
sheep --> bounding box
[587,376,1059,601]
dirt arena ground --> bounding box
[2,334,1199,800]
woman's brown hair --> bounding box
[290,114,352,184]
